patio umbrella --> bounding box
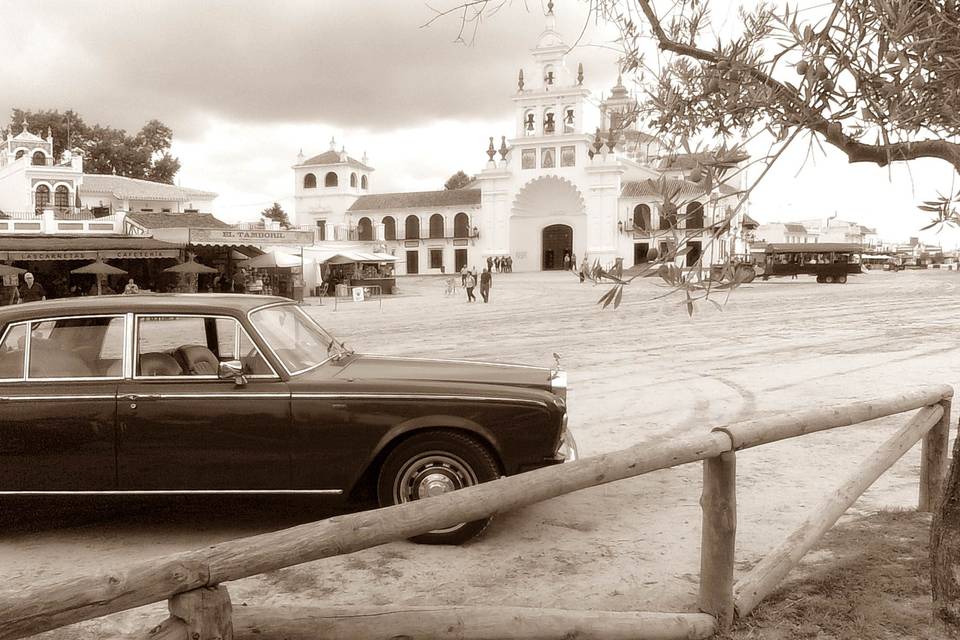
[245,249,302,269]
[163,260,219,274]
[71,260,127,295]
[0,264,26,276]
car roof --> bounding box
[0,294,294,323]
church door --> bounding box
[406,250,419,275]
[542,224,573,270]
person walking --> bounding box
[460,265,469,287]
[479,267,492,303]
[18,272,46,303]
[464,270,477,302]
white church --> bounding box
[292,3,750,277]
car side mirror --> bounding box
[218,359,247,387]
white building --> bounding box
[293,4,748,275]
[755,223,810,244]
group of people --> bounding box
[490,255,513,273]
[0,272,145,305]
[459,265,494,303]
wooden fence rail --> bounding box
[0,384,952,640]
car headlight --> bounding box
[549,369,567,401]
[556,412,578,462]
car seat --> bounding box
[138,352,183,377]
[174,345,220,376]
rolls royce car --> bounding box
[0,294,576,544]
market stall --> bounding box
[244,248,305,300]
[316,250,399,296]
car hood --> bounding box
[333,354,553,391]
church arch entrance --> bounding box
[542,224,573,270]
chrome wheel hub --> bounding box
[418,472,457,498]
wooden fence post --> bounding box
[920,398,952,512]
[698,450,737,629]
[168,585,233,640]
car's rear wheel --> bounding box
[377,431,500,545]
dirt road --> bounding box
[4,269,959,638]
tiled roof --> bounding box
[741,214,760,228]
[657,150,750,170]
[127,212,231,229]
[621,178,707,201]
[80,174,217,202]
[784,223,807,233]
[300,150,372,170]
[348,189,481,211]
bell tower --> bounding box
[512,1,590,139]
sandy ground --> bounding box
[3,268,959,638]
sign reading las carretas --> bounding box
[190,228,315,246]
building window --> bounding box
[453,212,470,238]
[35,184,50,210]
[543,110,556,134]
[303,173,317,189]
[633,204,651,231]
[325,171,338,187]
[361,175,368,189]
[14,150,25,160]
[563,107,575,133]
[383,216,396,240]
[316,219,326,241]
[350,172,358,188]
[357,217,373,241]
[659,204,676,230]
[521,148,536,169]
[429,214,444,239]
[524,111,536,136]
[560,146,575,167]
[405,215,420,240]
[54,185,70,208]
[162,208,171,213]
[430,249,443,270]
[32,151,46,166]
[686,202,704,229]
[541,147,556,169]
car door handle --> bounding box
[122,394,162,401]
[331,403,347,410]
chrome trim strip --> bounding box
[0,395,117,401]
[292,392,547,406]
[363,354,545,370]
[147,392,291,399]
[0,489,343,496]
[123,312,134,379]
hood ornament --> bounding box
[550,352,562,379]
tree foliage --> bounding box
[260,202,291,228]
[4,109,181,184]
[444,169,473,190]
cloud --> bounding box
[0,0,615,140]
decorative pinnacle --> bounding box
[486,137,496,161]
[518,69,525,91]
[577,62,584,86]
[498,135,508,161]
[547,0,554,14]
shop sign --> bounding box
[7,250,98,261]
[99,249,181,259]
[190,228,315,246]
[403,240,419,248]
[453,239,469,246]
[352,287,365,302]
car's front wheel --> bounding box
[377,431,499,545]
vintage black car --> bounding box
[0,294,576,543]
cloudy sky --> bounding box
[1,0,957,247]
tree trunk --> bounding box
[931,433,960,634]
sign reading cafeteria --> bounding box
[190,228,314,246]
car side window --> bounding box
[215,317,274,377]
[28,316,125,379]
[0,323,27,380]
[137,315,220,377]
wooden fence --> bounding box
[0,384,952,640]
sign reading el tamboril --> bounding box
[190,228,314,246]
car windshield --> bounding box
[249,304,340,373]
